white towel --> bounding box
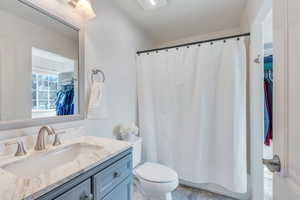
[87,81,108,119]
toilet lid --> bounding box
[135,162,178,183]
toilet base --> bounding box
[134,179,173,200]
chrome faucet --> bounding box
[34,126,61,151]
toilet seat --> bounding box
[134,162,178,183]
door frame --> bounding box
[272,0,292,199]
[249,0,272,200]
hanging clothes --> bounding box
[55,84,74,116]
[264,80,271,145]
[264,55,273,146]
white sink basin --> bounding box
[1,143,103,178]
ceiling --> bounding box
[32,48,75,73]
[113,0,248,43]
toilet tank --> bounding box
[131,137,142,168]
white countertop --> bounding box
[0,136,131,200]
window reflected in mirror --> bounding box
[31,48,76,118]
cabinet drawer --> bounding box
[93,154,132,199]
[54,179,92,200]
[102,177,132,200]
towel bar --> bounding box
[91,69,105,82]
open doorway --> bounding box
[262,9,273,200]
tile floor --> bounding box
[133,184,235,200]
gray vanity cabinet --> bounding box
[93,154,132,199]
[37,149,132,200]
[54,179,92,200]
[102,177,132,200]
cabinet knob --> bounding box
[113,171,121,178]
[81,194,93,200]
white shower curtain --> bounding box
[137,38,247,194]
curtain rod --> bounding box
[137,32,250,55]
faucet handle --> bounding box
[52,130,66,147]
[5,141,27,157]
[15,142,27,156]
[53,134,61,146]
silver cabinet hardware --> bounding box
[263,155,281,173]
[81,194,93,200]
[113,171,121,178]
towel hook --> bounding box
[91,69,105,82]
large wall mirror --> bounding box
[0,0,85,130]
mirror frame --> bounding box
[0,0,85,131]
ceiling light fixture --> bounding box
[149,0,157,6]
[68,0,96,19]
[137,0,167,10]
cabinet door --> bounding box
[102,176,132,200]
[94,154,132,199]
[54,179,92,200]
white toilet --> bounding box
[131,138,179,200]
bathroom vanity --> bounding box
[0,136,132,200]
[37,148,132,200]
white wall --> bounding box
[263,11,273,45]
[241,0,263,31]
[0,0,154,140]
[240,0,264,32]
[154,27,243,48]
[83,0,154,137]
